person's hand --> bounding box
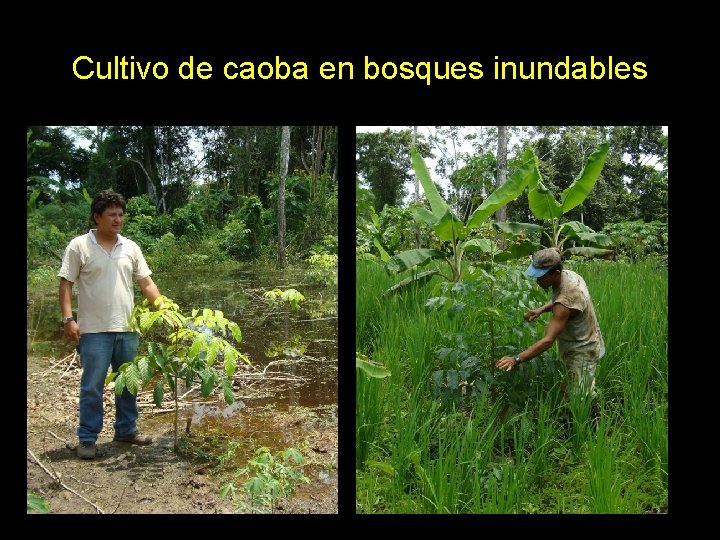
[64,320,80,343]
[496,356,517,372]
[524,308,541,322]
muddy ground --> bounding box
[26,354,338,514]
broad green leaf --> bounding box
[206,339,220,366]
[124,364,141,395]
[561,142,609,213]
[153,380,164,407]
[367,460,396,477]
[410,206,440,227]
[467,156,535,229]
[560,221,612,247]
[224,346,238,377]
[461,238,494,253]
[385,270,439,295]
[222,379,235,405]
[115,372,125,397]
[528,174,563,220]
[493,221,544,236]
[27,492,49,513]
[138,357,152,383]
[492,239,540,262]
[105,371,118,385]
[200,368,216,397]
[411,148,449,217]
[434,209,467,242]
[356,353,391,378]
[386,249,447,274]
[228,322,242,343]
[189,335,205,358]
[372,238,390,262]
[563,246,615,259]
[165,372,176,393]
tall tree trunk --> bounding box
[495,126,508,249]
[141,126,159,205]
[277,126,290,268]
[412,126,421,248]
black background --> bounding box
[18,19,690,529]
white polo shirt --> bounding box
[58,230,152,334]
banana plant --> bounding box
[384,148,538,293]
[522,142,614,258]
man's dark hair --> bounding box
[548,263,563,273]
[91,190,127,224]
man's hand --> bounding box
[524,308,542,322]
[496,356,518,372]
[64,320,80,343]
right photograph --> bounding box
[355,126,668,514]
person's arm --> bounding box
[137,275,163,308]
[496,302,571,371]
[524,302,554,322]
[59,278,80,342]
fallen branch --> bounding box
[47,431,68,444]
[27,448,105,514]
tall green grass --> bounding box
[356,259,668,513]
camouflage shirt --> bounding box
[552,269,605,364]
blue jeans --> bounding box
[77,332,140,443]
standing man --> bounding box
[496,248,605,413]
[59,190,162,459]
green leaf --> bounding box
[206,339,220,366]
[356,353,391,378]
[189,335,205,358]
[114,372,125,397]
[200,368,216,397]
[461,238,494,253]
[528,170,563,220]
[222,379,235,405]
[560,142,609,213]
[385,249,447,274]
[467,156,535,229]
[366,460,397,477]
[492,239,540,262]
[224,346,238,377]
[410,206,440,227]
[493,221,544,236]
[138,357,152,383]
[27,492,49,513]
[385,270,439,295]
[153,380,164,407]
[434,209,467,242]
[560,221,612,248]
[124,364,141,396]
[411,148,449,217]
[228,322,242,344]
[372,238,390,262]
[563,246,615,259]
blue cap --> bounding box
[524,248,562,277]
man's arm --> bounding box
[59,278,80,342]
[137,276,163,308]
[497,302,571,371]
[524,302,554,322]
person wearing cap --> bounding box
[495,247,605,405]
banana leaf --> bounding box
[411,148,449,218]
[386,249,447,274]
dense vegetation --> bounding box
[356,126,667,513]
[27,126,338,276]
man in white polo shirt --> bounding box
[59,190,165,459]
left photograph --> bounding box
[27,126,338,514]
